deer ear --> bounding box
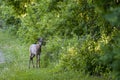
[37,38,43,41]
[37,38,40,41]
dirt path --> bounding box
[0,51,5,63]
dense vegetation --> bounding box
[0,0,120,80]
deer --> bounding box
[29,38,43,68]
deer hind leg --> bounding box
[29,54,35,68]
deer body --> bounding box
[29,38,43,68]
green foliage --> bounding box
[1,0,120,79]
[53,35,111,77]
[94,0,120,79]
[4,0,35,15]
[0,1,22,34]
[16,0,102,43]
[55,36,82,71]
[105,7,120,26]
[100,29,120,80]
[94,0,120,26]
[6,16,21,34]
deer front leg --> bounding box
[36,55,40,68]
[36,55,38,68]
[38,55,40,68]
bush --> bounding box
[54,35,110,76]
[100,29,120,80]
[40,36,64,67]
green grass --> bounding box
[0,29,109,80]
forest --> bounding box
[0,0,120,80]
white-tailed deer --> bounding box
[29,38,43,68]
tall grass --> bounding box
[0,29,108,80]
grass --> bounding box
[0,29,109,80]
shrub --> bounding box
[100,29,120,80]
